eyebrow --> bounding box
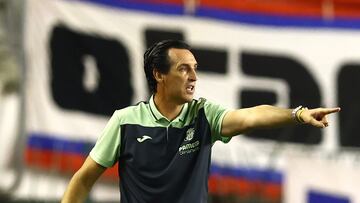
[178,63,198,68]
[177,65,198,72]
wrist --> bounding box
[292,105,307,124]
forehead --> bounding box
[168,48,197,65]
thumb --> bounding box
[309,118,326,128]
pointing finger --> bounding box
[322,107,341,115]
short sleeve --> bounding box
[90,111,121,167]
[203,100,231,144]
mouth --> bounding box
[186,84,195,94]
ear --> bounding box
[153,68,164,83]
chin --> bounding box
[184,95,194,103]
[176,92,194,104]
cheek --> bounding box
[164,74,186,89]
[167,75,184,85]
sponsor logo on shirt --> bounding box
[137,135,152,143]
[179,141,200,155]
[179,128,199,155]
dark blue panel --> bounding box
[79,0,360,30]
[308,190,350,203]
[27,133,94,155]
[210,164,283,184]
[83,0,184,15]
[196,7,360,30]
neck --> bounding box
[153,93,184,121]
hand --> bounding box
[299,107,341,128]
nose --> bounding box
[189,68,197,81]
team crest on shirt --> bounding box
[179,128,199,155]
[184,128,195,141]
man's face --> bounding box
[157,48,198,104]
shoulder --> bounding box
[113,101,150,123]
[187,97,224,117]
[189,97,229,117]
[188,97,207,109]
[188,97,221,110]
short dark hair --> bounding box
[144,39,191,93]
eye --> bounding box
[178,66,188,72]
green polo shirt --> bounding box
[89,96,231,203]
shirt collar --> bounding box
[149,95,188,123]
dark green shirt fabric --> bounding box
[90,96,230,202]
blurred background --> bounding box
[1,0,360,202]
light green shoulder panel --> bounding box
[90,102,161,168]
[183,98,231,144]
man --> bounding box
[61,40,340,203]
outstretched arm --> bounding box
[221,105,340,137]
[61,156,106,203]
